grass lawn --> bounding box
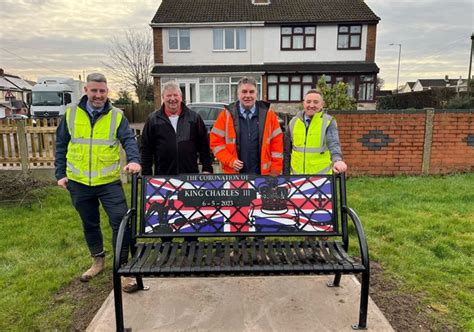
[0,184,117,330]
[348,174,474,330]
[0,174,473,330]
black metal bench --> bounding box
[113,173,370,331]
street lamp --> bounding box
[389,43,402,93]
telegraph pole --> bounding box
[467,33,473,104]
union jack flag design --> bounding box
[143,175,336,235]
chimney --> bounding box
[0,68,4,76]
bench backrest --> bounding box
[136,174,345,238]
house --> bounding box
[0,68,35,104]
[412,76,467,93]
[399,81,415,93]
[150,0,380,111]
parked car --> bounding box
[187,102,227,133]
[4,114,37,124]
[6,114,29,120]
[187,102,285,132]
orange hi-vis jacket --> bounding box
[210,101,283,175]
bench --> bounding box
[113,173,370,331]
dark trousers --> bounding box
[67,180,131,264]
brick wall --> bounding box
[328,109,474,175]
[365,24,377,62]
[430,111,474,173]
[153,28,163,64]
[153,77,161,110]
[152,28,163,110]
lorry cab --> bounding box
[30,77,84,118]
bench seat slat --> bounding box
[130,243,153,274]
[140,243,161,274]
[121,243,146,273]
[153,242,171,269]
[328,242,353,271]
[118,240,364,276]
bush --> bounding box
[317,76,357,111]
[446,96,471,109]
[0,172,49,205]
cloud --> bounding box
[366,0,473,88]
[1,0,472,91]
[0,0,160,90]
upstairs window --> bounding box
[169,28,190,50]
[337,25,362,49]
[213,28,246,50]
[281,26,316,50]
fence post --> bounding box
[422,108,435,175]
[16,120,29,174]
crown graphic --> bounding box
[259,185,289,211]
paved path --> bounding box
[88,275,393,331]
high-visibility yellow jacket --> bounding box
[65,105,123,186]
[288,111,333,174]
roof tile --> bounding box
[152,0,380,24]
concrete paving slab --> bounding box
[88,275,393,331]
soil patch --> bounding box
[359,261,435,330]
[55,273,113,331]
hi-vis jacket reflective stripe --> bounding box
[209,101,283,175]
[65,105,123,186]
[289,111,333,174]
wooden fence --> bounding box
[0,118,59,172]
[0,118,142,181]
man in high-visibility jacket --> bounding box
[284,89,347,175]
[55,73,141,292]
[210,76,283,175]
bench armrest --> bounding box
[343,207,370,269]
[114,208,135,271]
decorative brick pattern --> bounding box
[463,134,474,147]
[333,111,427,176]
[331,110,474,175]
[430,112,474,173]
[357,130,394,151]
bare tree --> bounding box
[104,29,153,103]
[376,77,385,91]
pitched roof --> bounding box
[0,77,22,91]
[151,0,380,24]
[3,76,34,90]
[417,79,463,88]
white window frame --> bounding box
[213,28,247,51]
[168,28,191,52]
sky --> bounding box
[0,0,473,93]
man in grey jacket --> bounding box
[283,89,347,175]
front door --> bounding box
[178,80,198,104]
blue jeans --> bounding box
[67,180,131,264]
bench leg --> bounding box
[136,275,147,290]
[327,272,341,287]
[352,270,369,330]
[113,273,126,332]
